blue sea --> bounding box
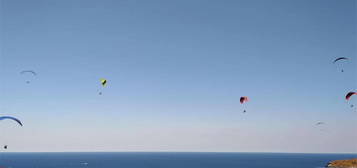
[0,152,356,168]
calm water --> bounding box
[0,152,356,168]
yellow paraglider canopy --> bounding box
[100,78,107,87]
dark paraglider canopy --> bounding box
[315,122,325,125]
[0,116,23,126]
[240,96,248,104]
[3,145,7,149]
[345,92,357,100]
[333,57,348,63]
[20,70,37,76]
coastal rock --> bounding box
[326,158,357,168]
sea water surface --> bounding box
[0,152,356,168]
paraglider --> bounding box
[99,78,107,95]
[315,122,326,131]
[0,116,23,126]
[333,57,348,72]
[346,92,357,109]
[20,70,37,84]
[345,92,357,100]
[0,116,22,151]
[240,96,248,113]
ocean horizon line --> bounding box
[3,151,356,155]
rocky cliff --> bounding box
[326,158,357,168]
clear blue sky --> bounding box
[0,0,356,153]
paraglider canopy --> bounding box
[240,96,248,104]
[316,122,324,125]
[0,116,23,126]
[345,92,357,100]
[100,79,107,87]
[333,57,348,63]
[20,70,37,76]
[3,145,7,149]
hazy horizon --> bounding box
[0,0,356,153]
